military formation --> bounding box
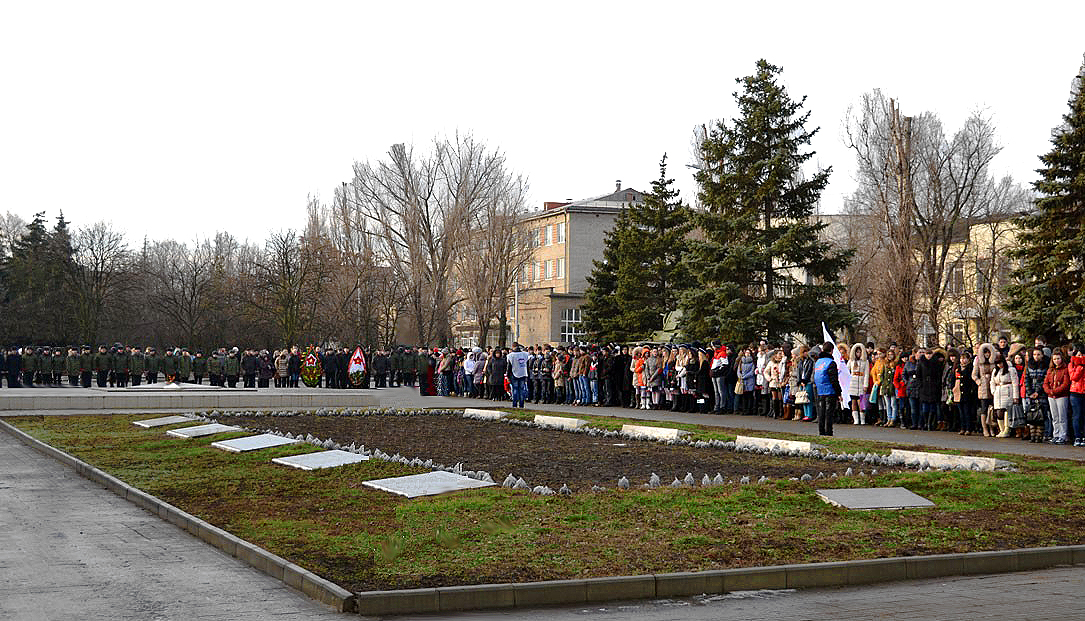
[0,344,438,390]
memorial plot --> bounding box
[363,471,495,498]
[271,449,369,471]
[211,433,300,453]
[132,415,193,428]
[166,423,243,438]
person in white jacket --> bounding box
[755,341,770,416]
[848,343,870,425]
[989,356,1019,438]
[764,349,787,418]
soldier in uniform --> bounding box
[93,345,111,387]
[160,348,178,383]
[145,347,159,384]
[112,344,129,388]
[22,347,37,387]
[37,347,50,385]
[208,349,223,386]
[178,348,192,384]
[192,350,207,384]
[129,346,145,386]
[52,348,65,385]
[65,347,79,386]
[78,346,92,388]
[225,347,241,388]
[402,347,415,387]
[241,348,258,388]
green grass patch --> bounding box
[6,413,1085,592]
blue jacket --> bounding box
[738,357,757,391]
[813,354,839,397]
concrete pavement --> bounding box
[0,428,341,620]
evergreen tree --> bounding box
[679,60,853,344]
[582,154,692,342]
[1007,57,1085,341]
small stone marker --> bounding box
[272,449,369,471]
[816,487,935,510]
[211,433,300,453]
[463,408,506,420]
[621,424,690,441]
[735,435,821,453]
[132,415,193,428]
[889,449,1008,472]
[364,471,494,498]
[165,423,242,438]
[534,414,587,430]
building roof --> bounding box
[522,187,645,223]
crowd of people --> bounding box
[4,337,1083,446]
[415,337,1085,444]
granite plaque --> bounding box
[363,471,495,498]
[211,433,300,453]
[271,449,370,471]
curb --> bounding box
[352,547,1085,616]
[7,419,1085,617]
[0,419,356,613]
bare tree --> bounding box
[69,221,132,344]
[454,172,531,347]
[845,92,1004,347]
[348,134,510,346]
[142,239,215,349]
[0,211,26,258]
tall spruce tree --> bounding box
[1007,56,1085,341]
[679,60,852,344]
[582,154,692,342]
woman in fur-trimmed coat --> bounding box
[972,343,998,436]
[848,343,870,425]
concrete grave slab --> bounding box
[132,415,193,428]
[890,449,1009,472]
[736,435,822,453]
[463,408,507,420]
[272,449,369,471]
[817,487,934,510]
[211,433,301,453]
[165,423,243,438]
[621,424,690,441]
[534,414,587,430]
[363,471,495,498]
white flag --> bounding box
[822,322,851,399]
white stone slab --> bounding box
[363,471,495,498]
[534,414,587,430]
[211,433,300,453]
[463,408,507,420]
[621,424,690,441]
[165,423,243,438]
[271,450,369,471]
[735,435,821,453]
[132,415,193,428]
[817,487,935,510]
[889,449,1007,472]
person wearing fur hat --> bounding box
[990,354,1019,438]
[847,343,870,425]
[972,343,998,436]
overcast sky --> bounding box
[2,1,1083,245]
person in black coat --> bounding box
[322,350,337,388]
[336,348,350,389]
[916,350,944,431]
[4,348,22,387]
[697,348,713,413]
[287,348,301,388]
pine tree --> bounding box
[1007,56,1085,341]
[679,60,853,344]
[582,154,692,342]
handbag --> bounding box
[794,389,810,405]
[1025,400,1044,425]
[870,383,880,403]
[735,381,745,396]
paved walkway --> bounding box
[0,429,340,621]
[379,387,1085,461]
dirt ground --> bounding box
[215,413,852,490]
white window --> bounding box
[560,307,584,343]
[544,225,552,246]
[557,222,565,243]
[544,259,552,279]
[556,257,565,279]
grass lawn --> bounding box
[7,412,1085,593]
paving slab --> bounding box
[534,414,587,430]
[816,487,935,510]
[272,449,369,470]
[132,415,194,428]
[165,423,243,438]
[736,435,821,453]
[464,408,507,420]
[363,470,496,498]
[211,433,301,453]
[622,424,690,441]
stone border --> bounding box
[0,392,378,411]
[351,546,1085,616]
[0,419,356,613]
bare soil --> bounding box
[215,413,852,489]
